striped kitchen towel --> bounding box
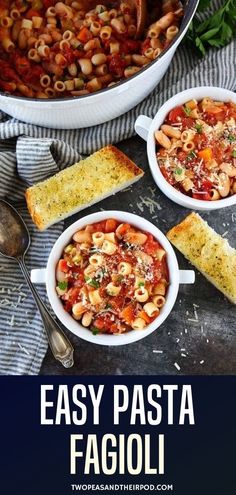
[0,135,80,375]
[0,0,235,374]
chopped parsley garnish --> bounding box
[175,168,184,175]
[228,134,235,142]
[183,105,192,116]
[57,281,68,291]
[138,281,145,287]
[232,150,236,158]
[85,276,100,289]
[105,303,112,309]
[195,123,202,133]
[187,151,197,160]
[91,327,99,335]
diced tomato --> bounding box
[105,218,118,233]
[93,220,106,232]
[77,27,93,43]
[194,133,208,149]
[201,179,213,192]
[108,54,126,78]
[181,117,195,129]
[73,273,84,288]
[24,65,44,84]
[13,55,31,77]
[93,315,116,332]
[26,9,42,18]
[64,300,72,312]
[141,38,151,55]
[112,295,126,310]
[93,317,105,330]
[122,39,141,54]
[68,287,81,305]
[63,47,77,64]
[177,150,188,162]
[193,191,211,201]
[145,239,159,256]
[43,0,56,8]
[58,259,69,273]
[0,80,16,92]
[168,106,185,123]
[159,165,175,185]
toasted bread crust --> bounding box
[25,145,144,231]
[167,212,236,304]
[98,145,143,176]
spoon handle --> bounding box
[18,257,74,369]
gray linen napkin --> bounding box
[0,0,235,374]
[0,134,80,375]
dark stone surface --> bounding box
[40,136,236,376]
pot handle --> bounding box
[179,270,195,284]
[135,115,152,141]
[31,268,46,284]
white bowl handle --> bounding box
[31,268,47,284]
[135,115,152,141]
[179,270,195,284]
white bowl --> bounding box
[31,211,195,346]
[135,86,236,210]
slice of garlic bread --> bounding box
[25,145,144,231]
[167,212,236,304]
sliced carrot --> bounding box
[105,218,118,233]
[198,147,213,162]
[120,304,135,325]
[110,323,119,333]
[77,27,93,43]
[138,310,151,324]
[205,105,226,114]
[116,223,131,237]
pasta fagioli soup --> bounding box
[155,98,236,200]
[0,0,183,98]
[56,218,169,334]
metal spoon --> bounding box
[0,199,74,369]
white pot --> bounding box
[0,1,199,129]
[31,211,195,346]
[135,86,236,211]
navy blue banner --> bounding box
[0,376,235,495]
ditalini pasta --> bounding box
[155,98,236,200]
[56,219,169,334]
[0,0,183,98]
